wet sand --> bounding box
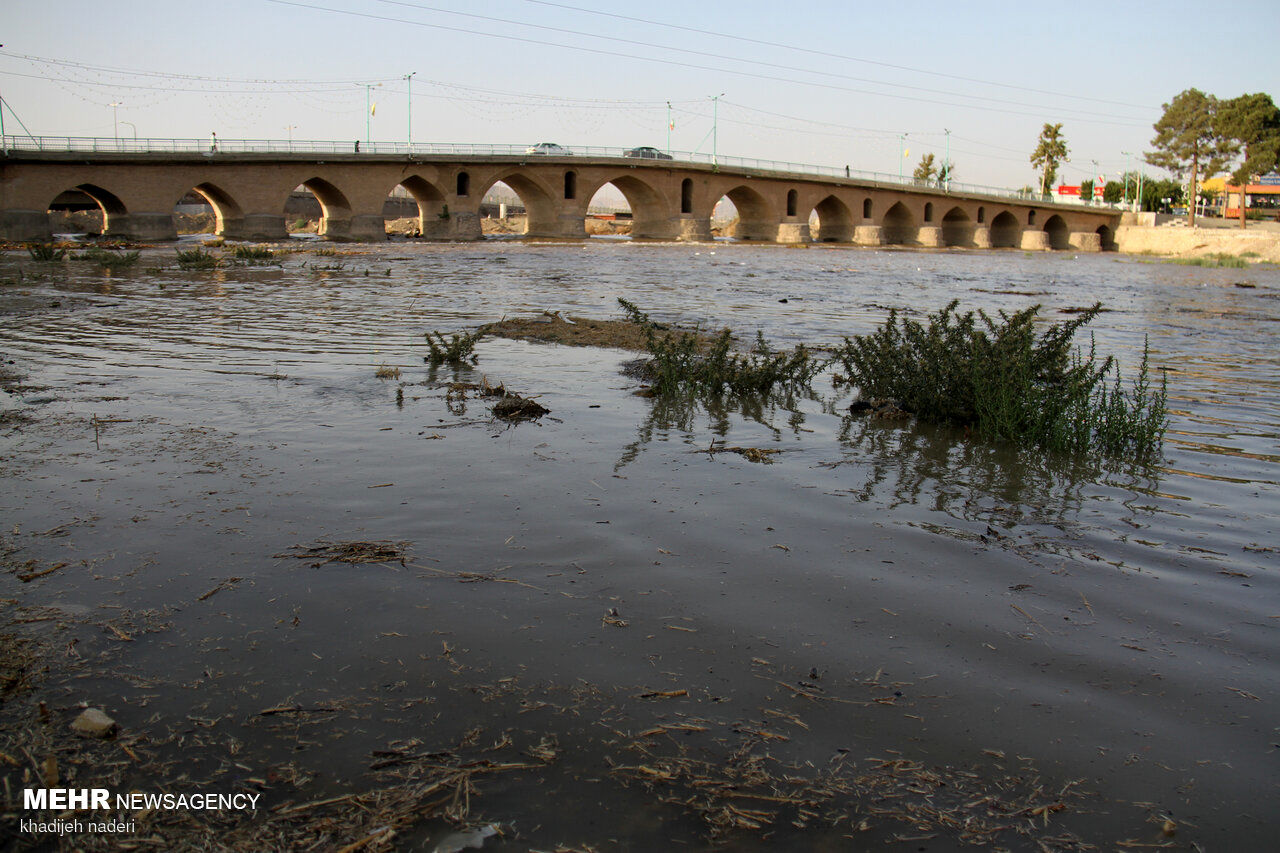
[1,241,1277,851]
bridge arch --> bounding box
[990,210,1020,248]
[47,183,128,237]
[581,173,670,239]
[298,177,354,239]
[812,195,854,242]
[179,182,244,237]
[941,206,973,247]
[722,185,776,241]
[479,171,561,237]
[395,175,450,239]
[1096,224,1117,251]
[882,201,917,245]
[1043,214,1069,250]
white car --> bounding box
[525,142,571,156]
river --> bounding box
[1,240,1277,850]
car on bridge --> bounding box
[525,142,571,156]
[624,146,673,160]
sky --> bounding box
[2,0,1278,191]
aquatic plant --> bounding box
[1168,254,1248,268]
[425,330,483,365]
[176,248,221,270]
[74,247,141,269]
[832,300,1168,459]
[374,364,401,380]
[232,245,275,262]
[618,298,819,397]
[26,243,66,261]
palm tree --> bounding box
[1030,123,1069,196]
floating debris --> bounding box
[275,540,410,566]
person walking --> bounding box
[210,131,218,153]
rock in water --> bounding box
[70,708,117,738]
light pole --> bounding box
[666,100,672,155]
[944,128,951,192]
[1121,150,1132,209]
[361,83,382,146]
[109,101,122,141]
[1090,159,1099,205]
[898,133,907,183]
[404,72,416,147]
[121,121,137,141]
[286,125,297,149]
[710,93,724,167]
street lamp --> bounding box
[944,128,951,192]
[404,72,416,147]
[1121,150,1132,209]
[710,93,725,167]
[286,125,297,149]
[120,121,137,142]
[360,83,382,146]
[898,133,908,183]
[666,100,672,155]
[1090,159,1099,205]
[109,101,122,141]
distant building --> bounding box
[1202,174,1280,219]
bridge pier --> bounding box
[1020,230,1050,251]
[1068,231,1102,252]
[109,212,177,242]
[1,210,52,242]
[776,222,810,244]
[917,226,944,248]
[222,213,287,242]
[853,225,883,246]
[972,226,992,249]
[676,217,712,242]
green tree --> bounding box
[913,153,937,183]
[937,159,954,187]
[1218,92,1280,228]
[1145,88,1234,227]
[1079,179,1094,205]
[1103,180,1124,204]
[1030,123,1069,196]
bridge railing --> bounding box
[1,135,1108,208]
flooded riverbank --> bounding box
[2,241,1277,850]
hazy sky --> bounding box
[2,0,1277,189]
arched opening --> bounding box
[1027,210,1037,226]
[296,177,354,240]
[940,206,973,247]
[786,189,798,217]
[977,206,985,224]
[990,211,1020,248]
[456,171,470,197]
[862,198,873,219]
[681,178,693,214]
[1096,224,1117,252]
[479,173,560,238]
[173,182,243,238]
[392,175,449,239]
[479,181,525,236]
[47,183,127,237]
[721,185,774,240]
[924,202,934,223]
[812,195,854,242]
[564,171,577,200]
[882,201,916,245]
[1043,214,1069,250]
[584,174,670,240]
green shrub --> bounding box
[74,247,140,269]
[619,298,820,397]
[176,248,220,270]
[26,243,67,261]
[232,245,275,262]
[1169,253,1247,268]
[832,300,1168,459]
[425,330,483,365]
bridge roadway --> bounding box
[0,147,1121,250]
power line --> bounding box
[361,0,1145,123]
[520,0,1154,111]
[260,0,1150,127]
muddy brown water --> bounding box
[1,240,1277,850]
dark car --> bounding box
[623,146,673,160]
[525,142,571,156]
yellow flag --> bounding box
[370,103,377,116]
[903,147,910,158]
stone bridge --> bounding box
[0,149,1121,250]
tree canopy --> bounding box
[1030,123,1069,195]
[1218,92,1280,227]
[913,153,936,183]
[1145,88,1235,226]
